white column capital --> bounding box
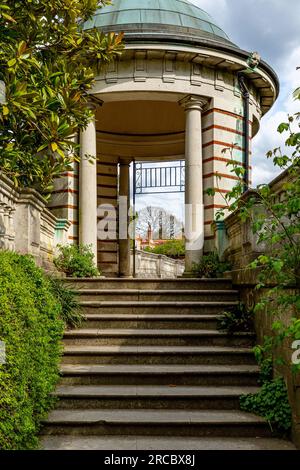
[179,95,208,112]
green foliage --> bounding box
[144,239,185,259]
[207,77,300,373]
[218,303,254,334]
[240,377,292,434]
[240,336,292,434]
[54,244,100,278]
[0,1,123,194]
[192,252,231,278]
[0,251,64,450]
[253,337,274,384]
[48,276,83,328]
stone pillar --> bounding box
[14,189,45,262]
[180,96,207,274]
[79,105,98,265]
[119,161,131,277]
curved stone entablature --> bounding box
[92,46,277,119]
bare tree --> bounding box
[136,206,183,239]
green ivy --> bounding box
[240,377,292,434]
[54,244,100,278]
[240,337,292,434]
[0,251,64,450]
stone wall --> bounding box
[131,250,185,279]
[222,169,300,448]
[0,172,69,270]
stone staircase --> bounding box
[41,278,295,450]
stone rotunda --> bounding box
[49,0,279,277]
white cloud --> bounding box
[136,193,185,222]
[193,0,300,186]
[252,45,300,185]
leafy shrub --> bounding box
[0,251,64,450]
[144,239,185,259]
[240,377,292,433]
[54,244,99,278]
[218,303,254,333]
[48,277,83,328]
[192,252,231,278]
[253,338,274,384]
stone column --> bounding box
[119,161,131,277]
[79,104,98,265]
[180,96,207,274]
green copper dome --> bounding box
[84,0,233,46]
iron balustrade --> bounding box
[134,161,185,195]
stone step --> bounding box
[66,278,233,291]
[77,289,239,302]
[79,301,239,316]
[62,345,256,365]
[60,364,260,386]
[41,435,296,450]
[82,314,219,329]
[53,385,259,410]
[63,329,254,347]
[41,409,272,438]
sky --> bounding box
[135,0,300,221]
[196,0,300,185]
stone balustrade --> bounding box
[0,172,70,269]
[0,173,18,251]
[131,250,185,279]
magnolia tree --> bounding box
[0,1,123,193]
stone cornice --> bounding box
[0,172,19,202]
[18,188,47,212]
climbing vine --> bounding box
[207,77,300,372]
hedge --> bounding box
[0,251,64,450]
[144,239,185,259]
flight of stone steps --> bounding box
[41,278,295,450]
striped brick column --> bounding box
[202,107,252,251]
[97,155,119,276]
[119,161,131,277]
[48,135,79,244]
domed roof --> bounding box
[84,0,233,46]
